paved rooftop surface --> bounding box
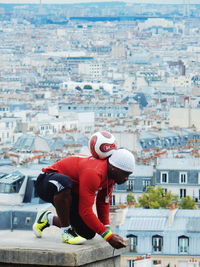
[0,226,127,266]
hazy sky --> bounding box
[0,0,199,4]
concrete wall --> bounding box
[0,210,36,230]
[0,229,128,267]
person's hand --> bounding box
[107,234,126,249]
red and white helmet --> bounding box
[89,131,117,159]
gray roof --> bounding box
[119,208,200,233]
[126,208,169,218]
[177,209,200,217]
[46,134,75,150]
[120,217,167,231]
[187,218,200,232]
[0,172,24,184]
[154,129,180,138]
[132,165,154,177]
[140,131,158,140]
[0,164,49,178]
[157,158,200,170]
[13,134,50,152]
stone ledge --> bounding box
[0,229,128,267]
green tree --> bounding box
[178,196,196,209]
[137,186,178,209]
[127,192,134,205]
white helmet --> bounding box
[89,131,117,159]
[108,148,135,173]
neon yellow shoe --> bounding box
[33,210,51,238]
[61,228,86,245]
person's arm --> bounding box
[96,184,114,225]
[78,170,126,249]
[78,169,107,234]
[96,184,126,249]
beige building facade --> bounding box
[169,107,200,130]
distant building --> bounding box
[118,208,200,267]
[155,157,200,203]
[78,62,103,80]
[139,129,197,150]
[113,164,154,205]
[169,107,200,131]
[113,156,200,206]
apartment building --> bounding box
[113,164,153,205]
[155,157,200,202]
[113,156,200,207]
[118,208,200,267]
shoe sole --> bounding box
[62,236,86,245]
[33,210,50,238]
[62,240,86,245]
[33,224,42,238]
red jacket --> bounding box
[42,155,115,236]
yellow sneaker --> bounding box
[33,210,51,238]
[61,228,86,244]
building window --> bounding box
[143,179,151,192]
[126,234,137,252]
[160,172,168,184]
[127,180,134,191]
[178,235,189,253]
[111,195,115,206]
[179,172,187,184]
[180,188,186,198]
[198,173,200,184]
[152,235,163,252]
[127,260,134,267]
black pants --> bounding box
[35,172,96,240]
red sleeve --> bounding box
[78,168,107,236]
[96,184,114,225]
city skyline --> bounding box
[0,0,199,4]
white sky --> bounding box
[0,0,199,4]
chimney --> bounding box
[168,202,178,226]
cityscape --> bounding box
[1,1,200,267]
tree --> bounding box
[178,196,196,209]
[127,192,134,206]
[137,186,178,209]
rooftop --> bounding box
[0,227,127,267]
[157,157,200,170]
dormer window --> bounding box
[127,179,134,191]
[179,172,187,184]
[178,235,189,253]
[152,235,163,253]
[126,234,137,252]
[160,172,168,184]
